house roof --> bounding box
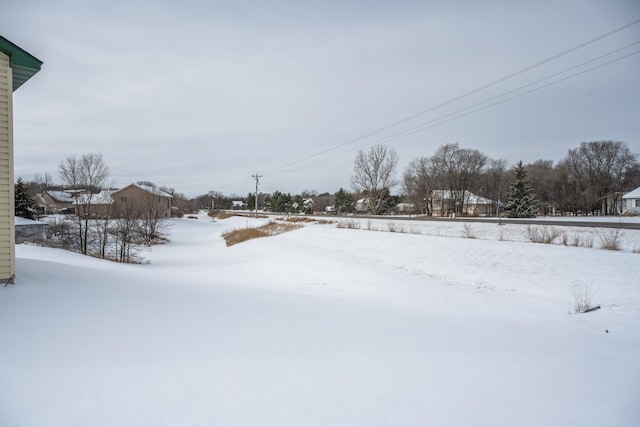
[44,190,75,203]
[74,190,115,205]
[0,35,43,91]
[113,183,173,198]
[432,190,493,205]
[622,187,640,199]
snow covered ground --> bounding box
[1,213,639,426]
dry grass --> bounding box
[336,219,361,229]
[462,223,476,239]
[524,225,561,244]
[597,228,622,251]
[388,222,406,233]
[573,281,594,313]
[222,221,302,246]
[210,210,270,220]
[282,216,335,225]
[210,210,235,220]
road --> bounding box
[331,214,640,230]
[230,211,640,230]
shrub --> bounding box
[387,222,406,233]
[596,228,622,251]
[462,223,476,239]
[524,225,561,244]
[573,281,595,313]
[336,220,360,229]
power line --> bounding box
[263,17,640,175]
[215,17,640,191]
[267,46,640,177]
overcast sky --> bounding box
[3,0,639,196]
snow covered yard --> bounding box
[1,214,639,426]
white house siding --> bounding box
[0,51,14,280]
[622,187,640,214]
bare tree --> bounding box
[111,199,142,263]
[351,144,399,215]
[136,186,171,244]
[92,182,116,259]
[31,172,53,193]
[403,156,437,215]
[430,143,487,214]
[563,141,638,214]
[526,159,557,216]
[476,158,510,216]
[58,153,109,254]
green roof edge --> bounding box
[0,35,43,91]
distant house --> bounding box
[355,198,370,213]
[598,192,624,215]
[431,190,493,216]
[36,190,77,214]
[302,198,314,211]
[622,187,640,214]
[112,183,173,218]
[231,200,245,209]
[393,202,416,214]
[74,190,115,218]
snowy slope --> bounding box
[1,214,639,426]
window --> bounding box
[121,196,128,203]
[635,200,640,208]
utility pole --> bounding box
[252,173,262,218]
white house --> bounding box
[622,187,640,214]
[431,190,493,216]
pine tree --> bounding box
[506,161,538,218]
[15,177,38,220]
[334,188,353,213]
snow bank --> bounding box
[1,214,638,426]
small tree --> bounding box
[58,153,109,254]
[15,177,38,220]
[507,161,538,218]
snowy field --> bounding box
[1,213,639,426]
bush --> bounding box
[573,281,595,313]
[336,220,360,229]
[596,228,622,251]
[524,225,561,244]
[462,223,476,239]
[388,222,406,233]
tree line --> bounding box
[18,140,640,221]
[400,140,639,216]
[187,140,640,216]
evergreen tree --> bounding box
[15,177,38,220]
[334,188,353,213]
[506,161,538,218]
